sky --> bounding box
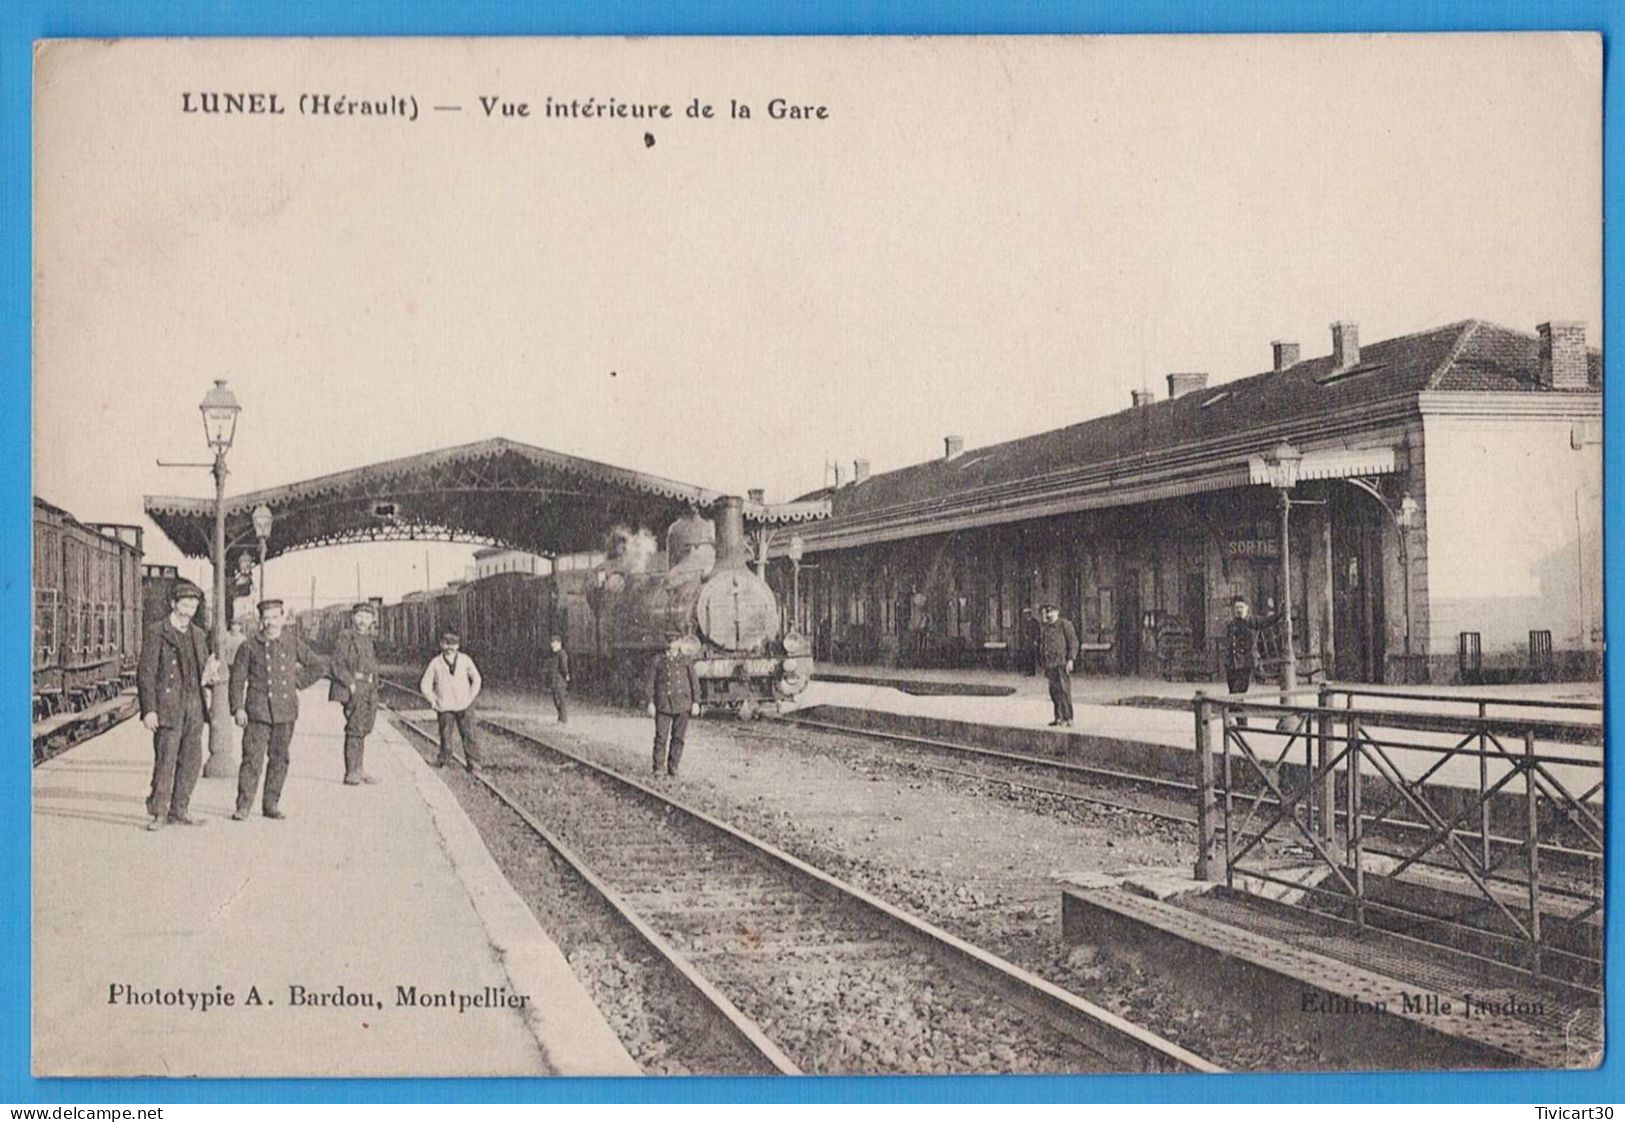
[33,34,1602,606]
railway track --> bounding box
[768,713,1199,826]
[379,680,1220,1076]
[769,710,1600,901]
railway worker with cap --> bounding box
[543,635,571,724]
[421,630,484,772]
[1222,595,1278,726]
[646,631,701,777]
[229,599,327,820]
[1038,603,1079,728]
[136,578,217,830]
[329,602,383,785]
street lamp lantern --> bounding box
[787,534,805,564]
[1261,441,1304,718]
[1396,493,1419,530]
[1261,440,1303,491]
[199,379,241,452]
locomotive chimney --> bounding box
[713,495,748,569]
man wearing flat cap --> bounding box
[1037,603,1079,728]
[136,579,216,830]
[646,631,701,777]
[420,630,483,772]
[329,602,382,785]
[230,599,327,820]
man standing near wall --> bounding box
[1038,603,1078,728]
[1222,595,1278,725]
[543,635,571,724]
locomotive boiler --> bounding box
[564,497,812,716]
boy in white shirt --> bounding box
[420,630,483,773]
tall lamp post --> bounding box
[252,504,274,600]
[200,380,241,778]
[1396,494,1418,675]
[788,534,805,633]
[1261,441,1304,707]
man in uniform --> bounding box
[1038,603,1079,728]
[646,632,701,777]
[543,635,571,724]
[230,599,326,820]
[136,579,215,830]
[329,602,382,785]
[1223,595,1278,724]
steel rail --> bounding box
[777,710,1600,873]
[381,681,1219,1074]
[382,694,798,1075]
[474,712,1221,1074]
[779,713,1198,794]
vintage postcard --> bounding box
[31,35,1602,1079]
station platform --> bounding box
[32,685,639,1079]
[791,668,1603,795]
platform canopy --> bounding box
[144,437,829,565]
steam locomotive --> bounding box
[375,497,811,715]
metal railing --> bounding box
[1191,683,1602,984]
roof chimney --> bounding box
[853,458,871,484]
[1537,321,1588,390]
[1165,372,1208,400]
[1331,322,1360,369]
[747,488,765,504]
[944,435,964,460]
[1131,389,1155,409]
[1272,340,1300,372]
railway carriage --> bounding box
[33,497,143,734]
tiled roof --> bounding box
[805,320,1599,523]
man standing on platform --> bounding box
[421,630,484,772]
[329,602,382,785]
[230,600,326,821]
[646,632,701,777]
[136,579,216,831]
[1038,603,1079,728]
[543,635,571,724]
[1222,595,1278,725]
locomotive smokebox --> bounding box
[713,495,748,570]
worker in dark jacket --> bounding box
[543,635,571,724]
[646,633,701,777]
[136,579,216,830]
[1223,596,1279,724]
[328,603,381,785]
[1038,603,1080,728]
[229,599,327,820]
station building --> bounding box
[769,320,1602,685]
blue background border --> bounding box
[2,0,1617,1105]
